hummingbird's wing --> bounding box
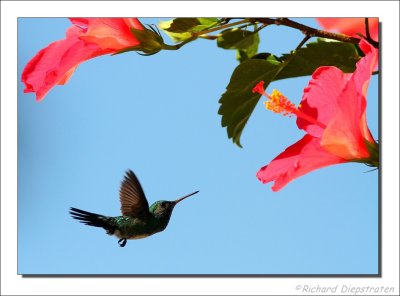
[119,170,150,219]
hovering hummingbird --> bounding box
[70,170,198,247]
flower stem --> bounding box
[364,18,379,48]
[365,18,371,40]
[352,140,379,168]
[295,34,311,50]
[272,34,312,79]
[162,38,196,50]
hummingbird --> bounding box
[69,170,198,247]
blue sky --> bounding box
[18,18,378,275]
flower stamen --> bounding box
[264,89,297,117]
[252,81,326,129]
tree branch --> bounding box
[250,17,368,46]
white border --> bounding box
[1,1,399,295]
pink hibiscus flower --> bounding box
[252,39,379,191]
[22,18,145,101]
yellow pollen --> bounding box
[264,89,297,116]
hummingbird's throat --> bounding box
[252,81,326,129]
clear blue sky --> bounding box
[18,18,378,275]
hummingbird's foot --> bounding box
[118,238,127,247]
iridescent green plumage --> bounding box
[70,170,198,247]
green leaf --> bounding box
[217,28,260,62]
[159,18,220,42]
[218,39,361,147]
[274,38,360,80]
[218,56,281,147]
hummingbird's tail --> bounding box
[69,207,116,235]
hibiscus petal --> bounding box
[321,40,378,159]
[257,135,346,191]
[296,66,349,138]
[317,18,379,41]
[69,18,89,31]
[124,18,144,30]
[56,65,78,85]
[76,18,142,50]
[320,80,369,159]
[21,26,113,101]
[349,39,377,143]
[352,39,378,96]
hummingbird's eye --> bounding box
[161,202,167,208]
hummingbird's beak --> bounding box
[174,191,199,204]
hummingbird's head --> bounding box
[150,200,176,218]
[150,191,199,219]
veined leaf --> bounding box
[274,38,360,80]
[218,56,281,147]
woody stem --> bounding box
[364,18,379,48]
[251,17,361,44]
